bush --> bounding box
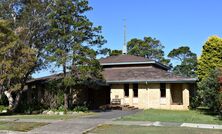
[219,93,222,116]
[197,69,222,115]
[0,105,7,112]
[189,95,201,109]
[73,106,88,112]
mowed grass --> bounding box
[0,112,93,120]
[87,125,222,134]
[120,109,222,124]
[0,121,47,132]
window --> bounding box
[160,83,166,98]
[124,84,129,97]
[133,83,138,97]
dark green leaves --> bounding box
[168,46,197,77]
[127,36,170,65]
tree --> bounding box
[0,0,51,111]
[127,37,170,65]
[46,0,106,111]
[0,20,36,111]
[109,49,122,56]
[168,46,197,77]
[197,69,222,115]
[197,36,222,80]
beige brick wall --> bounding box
[110,84,124,104]
[147,83,160,109]
[182,83,190,110]
[138,84,149,109]
[110,83,190,110]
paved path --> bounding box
[28,110,140,134]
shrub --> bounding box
[189,95,201,109]
[73,106,88,112]
[197,69,222,115]
[0,105,7,112]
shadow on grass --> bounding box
[196,107,222,120]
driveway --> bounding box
[28,110,140,134]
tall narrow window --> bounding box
[133,83,138,97]
[160,83,166,98]
[124,84,129,97]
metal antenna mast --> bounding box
[122,19,127,54]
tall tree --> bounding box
[168,46,197,77]
[0,0,51,111]
[197,36,222,80]
[46,0,106,110]
[127,37,170,65]
[0,20,36,110]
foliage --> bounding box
[168,46,197,77]
[0,105,7,112]
[0,20,36,91]
[197,36,222,80]
[0,94,8,106]
[0,0,51,111]
[109,49,122,56]
[127,36,170,65]
[73,106,88,112]
[197,69,222,115]
[45,0,106,110]
[189,96,202,110]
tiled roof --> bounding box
[99,55,151,64]
[28,55,196,84]
[102,66,196,83]
[99,55,170,70]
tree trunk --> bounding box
[12,92,22,112]
[4,90,23,113]
[63,63,69,113]
[64,91,68,112]
[4,91,13,109]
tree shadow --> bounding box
[196,107,222,121]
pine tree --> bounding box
[46,0,106,111]
[127,37,170,65]
[168,46,197,77]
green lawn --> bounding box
[0,112,93,120]
[0,121,47,132]
[120,109,222,124]
[87,125,222,134]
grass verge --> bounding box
[0,112,93,120]
[88,124,222,134]
[0,121,47,132]
[120,109,222,124]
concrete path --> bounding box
[105,120,222,130]
[28,110,140,134]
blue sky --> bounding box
[33,0,222,78]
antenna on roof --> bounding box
[122,19,127,55]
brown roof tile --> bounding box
[99,55,151,64]
[102,66,196,83]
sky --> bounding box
[33,0,222,78]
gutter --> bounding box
[106,79,197,84]
[100,61,170,70]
